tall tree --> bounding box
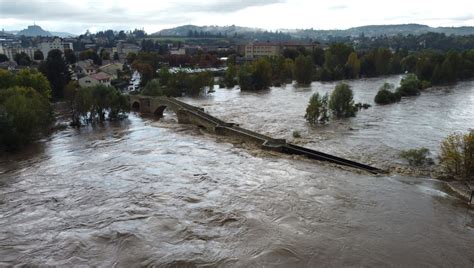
[39,49,71,99]
[33,50,44,61]
[294,55,313,85]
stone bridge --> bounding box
[129,95,383,174]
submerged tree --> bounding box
[329,83,357,118]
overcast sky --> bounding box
[1,0,473,34]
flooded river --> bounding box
[1,76,473,266]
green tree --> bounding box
[237,58,272,91]
[64,49,77,64]
[39,49,71,99]
[33,50,44,61]
[252,58,272,90]
[224,64,237,88]
[329,83,357,118]
[0,86,52,149]
[294,55,313,85]
[305,92,329,124]
[346,52,361,78]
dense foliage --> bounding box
[141,69,214,97]
[0,70,53,150]
[237,58,273,91]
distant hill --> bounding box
[154,24,474,40]
[12,25,75,38]
[153,24,260,36]
[292,24,474,39]
[17,25,52,37]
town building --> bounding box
[78,72,112,87]
[244,41,322,59]
[39,38,74,57]
[116,41,141,55]
[99,62,123,80]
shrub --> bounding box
[292,130,301,138]
[439,131,474,179]
[400,147,433,166]
[374,83,401,105]
[329,83,357,118]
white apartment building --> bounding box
[39,38,74,57]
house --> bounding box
[99,62,123,80]
[78,72,112,87]
[170,47,186,55]
[116,41,141,55]
[75,60,98,75]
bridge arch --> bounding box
[154,105,168,117]
[131,101,140,111]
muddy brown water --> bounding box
[1,76,473,266]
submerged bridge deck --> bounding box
[129,95,383,174]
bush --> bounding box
[305,92,329,124]
[292,130,301,138]
[374,83,401,105]
[400,148,433,166]
[329,83,357,118]
[439,131,474,179]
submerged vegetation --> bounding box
[305,83,357,124]
[400,148,433,166]
[65,83,130,126]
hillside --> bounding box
[154,24,474,40]
[153,24,259,36]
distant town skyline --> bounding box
[1,0,473,34]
